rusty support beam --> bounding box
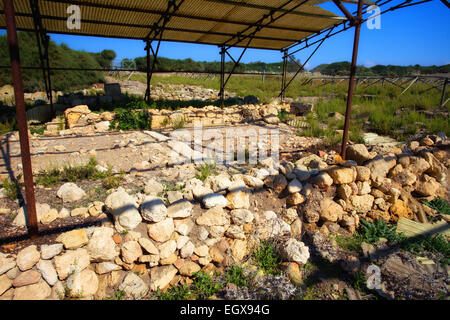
[441,78,448,107]
[145,40,151,104]
[219,46,225,107]
[340,0,363,159]
[29,0,53,116]
[143,0,183,105]
[279,27,334,99]
[333,0,357,22]
[223,0,310,49]
[281,50,287,102]
[3,0,38,239]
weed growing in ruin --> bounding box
[110,108,151,131]
[102,173,124,189]
[300,286,320,300]
[225,265,250,288]
[106,290,126,300]
[253,241,281,275]
[190,271,223,299]
[357,219,404,244]
[422,197,450,215]
[352,271,368,293]
[161,117,171,127]
[0,117,17,135]
[35,157,114,186]
[156,284,191,300]
[277,108,292,122]
[171,116,186,129]
[335,235,363,253]
[401,234,450,265]
[161,180,184,192]
[195,161,217,182]
[30,126,45,135]
[1,174,22,200]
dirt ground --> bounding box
[0,123,323,180]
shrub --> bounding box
[35,157,112,186]
[357,219,404,244]
[253,241,281,275]
[225,265,250,288]
[171,116,186,129]
[401,234,450,265]
[102,174,124,189]
[110,108,151,131]
[30,126,45,135]
[1,175,21,200]
[125,99,150,110]
[277,108,292,122]
[0,117,17,135]
[195,162,217,182]
[422,198,450,215]
[190,271,223,299]
[335,235,363,253]
[157,284,191,300]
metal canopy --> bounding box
[0,0,343,50]
[0,0,442,240]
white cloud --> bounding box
[362,61,376,68]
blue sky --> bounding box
[2,0,450,70]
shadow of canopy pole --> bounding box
[338,0,364,160]
[3,0,39,239]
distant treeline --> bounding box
[121,56,302,73]
[0,32,115,92]
[311,61,450,77]
[1,31,447,93]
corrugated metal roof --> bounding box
[0,0,344,50]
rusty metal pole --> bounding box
[3,0,39,239]
[340,0,363,159]
[440,78,448,107]
[145,40,151,105]
[281,50,287,102]
[219,46,225,107]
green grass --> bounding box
[102,173,124,189]
[352,270,368,293]
[335,235,363,253]
[400,234,450,265]
[161,180,184,192]
[171,116,186,129]
[190,271,223,299]
[357,219,405,244]
[277,108,292,122]
[156,270,231,300]
[300,286,321,300]
[1,175,22,200]
[422,198,450,215]
[30,126,45,135]
[225,265,250,288]
[156,284,192,300]
[110,108,151,131]
[195,161,217,182]
[334,219,449,265]
[333,219,402,252]
[0,117,17,135]
[35,157,115,187]
[253,241,282,275]
[105,290,126,300]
